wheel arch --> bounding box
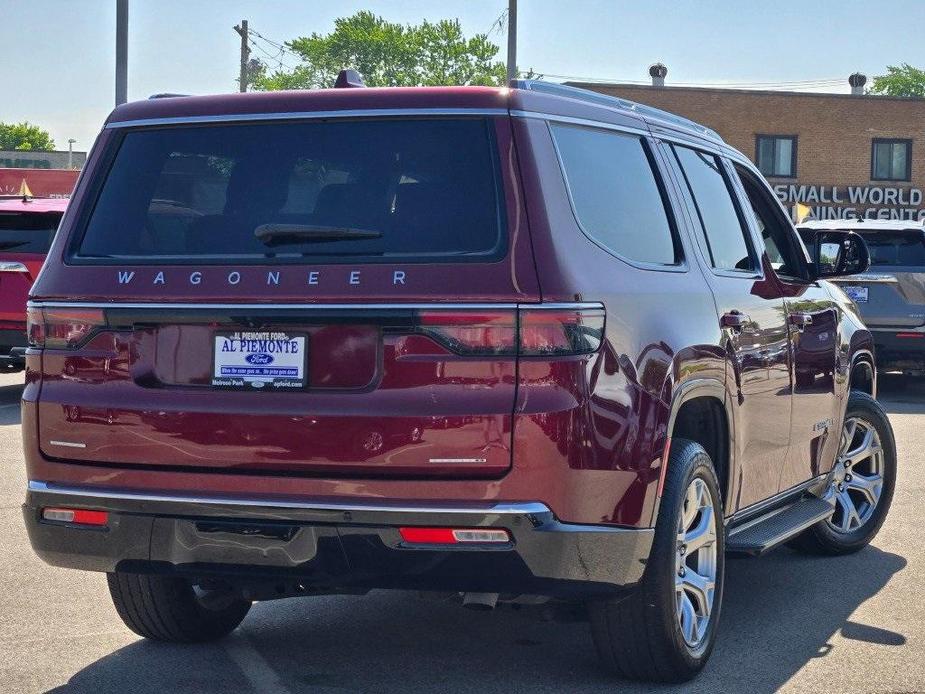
[849,349,876,398]
[663,379,735,519]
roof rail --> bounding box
[148,93,191,99]
[511,79,723,144]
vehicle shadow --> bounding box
[49,546,906,694]
[877,373,925,414]
[0,381,24,427]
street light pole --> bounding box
[67,139,76,169]
[506,0,517,84]
[115,0,128,105]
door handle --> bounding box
[789,313,814,331]
[721,311,750,332]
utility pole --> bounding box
[234,20,250,92]
[67,139,76,169]
[506,0,517,84]
[115,0,128,105]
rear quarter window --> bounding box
[72,118,505,264]
[550,123,679,266]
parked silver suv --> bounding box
[799,219,925,375]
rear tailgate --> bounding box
[32,114,541,478]
[833,229,925,328]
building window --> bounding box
[871,139,912,181]
[755,135,797,178]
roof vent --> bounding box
[649,63,668,87]
[334,69,366,88]
[849,72,867,96]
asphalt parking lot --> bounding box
[1,371,923,693]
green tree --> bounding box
[0,121,56,151]
[252,11,506,91]
[870,63,925,98]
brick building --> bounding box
[574,79,925,222]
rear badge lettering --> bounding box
[115,269,409,287]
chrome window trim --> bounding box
[27,300,603,311]
[28,480,549,516]
[510,109,650,138]
[105,108,509,129]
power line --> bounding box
[535,71,849,90]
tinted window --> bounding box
[551,124,677,265]
[858,231,925,267]
[673,146,754,272]
[75,119,503,263]
[734,164,807,280]
[0,211,62,254]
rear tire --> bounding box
[107,572,251,642]
[789,391,896,555]
[588,438,725,682]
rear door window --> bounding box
[0,211,62,254]
[550,123,679,266]
[73,118,504,264]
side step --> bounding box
[726,496,835,555]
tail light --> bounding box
[27,307,106,349]
[415,305,605,357]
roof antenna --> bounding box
[334,69,366,88]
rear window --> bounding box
[73,118,504,264]
[0,211,62,254]
[859,231,925,267]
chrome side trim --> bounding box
[27,300,603,311]
[105,108,509,129]
[0,262,29,273]
[27,480,549,517]
[510,109,650,137]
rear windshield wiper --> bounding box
[0,241,28,251]
[254,224,382,246]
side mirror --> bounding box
[809,230,870,279]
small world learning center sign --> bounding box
[773,183,925,221]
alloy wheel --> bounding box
[675,477,718,648]
[827,416,885,534]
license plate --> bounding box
[842,285,868,303]
[212,331,307,390]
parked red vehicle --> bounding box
[21,78,896,682]
[0,196,68,371]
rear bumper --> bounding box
[871,328,925,370]
[23,481,653,598]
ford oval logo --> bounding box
[246,353,274,365]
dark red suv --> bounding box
[21,79,896,682]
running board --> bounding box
[726,497,835,555]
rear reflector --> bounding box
[27,307,106,349]
[415,305,605,357]
[896,332,924,339]
[42,507,109,526]
[399,527,511,544]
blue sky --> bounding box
[3,0,924,150]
